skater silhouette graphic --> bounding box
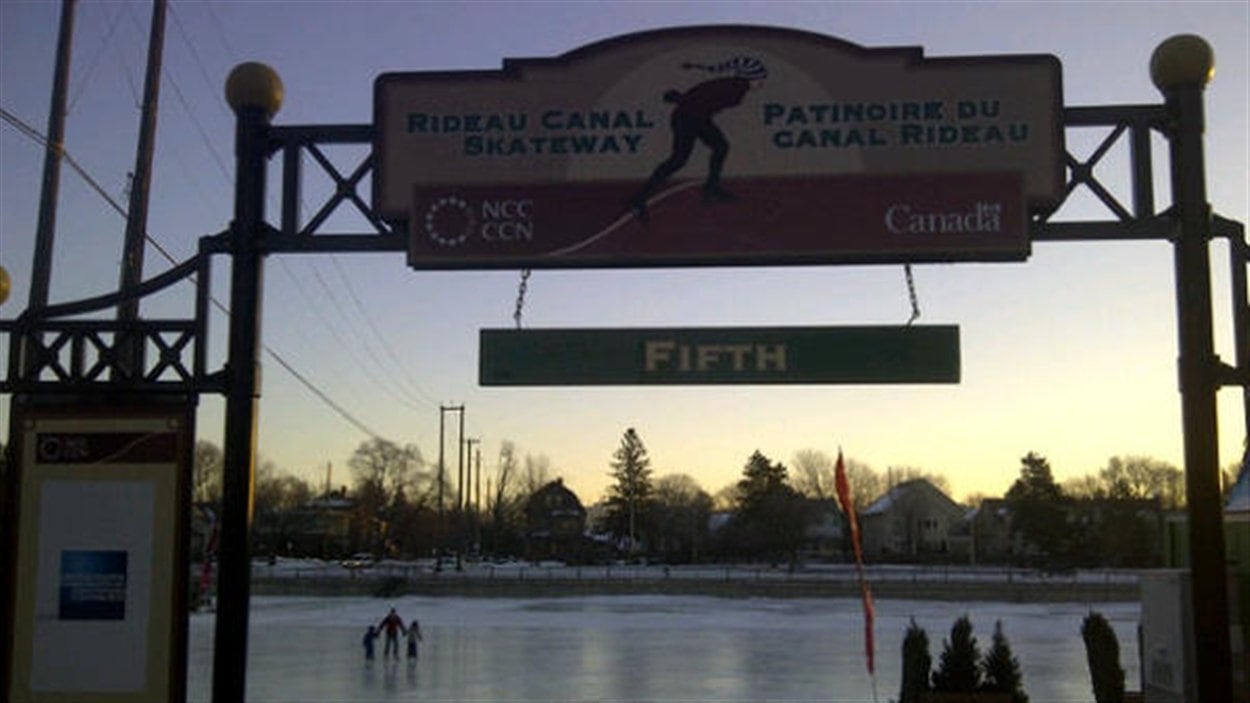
[629,55,768,224]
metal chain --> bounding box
[904,264,921,326]
[513,269,531,329]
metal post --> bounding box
[438,407,445,517]
[214,63,282,703]
[27,0,75,311]
[1228,229,1249,439]
[1152,35,1232,702]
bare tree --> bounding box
[523,453,552,495]
[348,438,425,556]
[790,449,882,508]
[1063,474,1105,501]
[843,458,884,510]
[711,483,740,512]
[1099,455,1184,509]
[651,473,712,562]
[484,441,527,555]
[963,492,991,508]
[491,441,518,521]
[252,459,314,556]
[349,438,424,502]
[883,465,951,497]
[791,449,834,500]
[193,440,224,504]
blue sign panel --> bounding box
[59,550,128,620]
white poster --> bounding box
[30,480,155,692]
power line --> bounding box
[282,258,429,412]
[67,0,126,113]
[165,8,437,412]
[0,104,386,441]
[328,254,440,407]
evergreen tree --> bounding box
[982,620,1028,703]
[898,618,932,703]
[606,428,653,554]
[737,450,789,507]
[733,450,807,564]
[932,615,982,693]
[1004,452,1069,566]
[1081,612,1125,703]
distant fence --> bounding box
[243,562,1141,602]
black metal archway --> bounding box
[3,39,1246,703]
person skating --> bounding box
[628,55,768,224]
[378,607,406,660]
[362,624,379,661]
[405,619,423,661]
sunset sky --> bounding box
[1,1,1247,505]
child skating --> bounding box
[362,624,379,661]
[405,619,423,662]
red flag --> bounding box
[834,450,863,563]
[836,449,875,676]
[861,579,876,675]
[198,520,218,606]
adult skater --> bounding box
[405,618,423,661]
[628,55,768,224]
[378,607,407,660]
[362,624,379,661]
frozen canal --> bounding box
[186,595,1140,702]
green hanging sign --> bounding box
[480,325,960,385]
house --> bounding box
[800,499,844,561]
[524,478,587,561]
[257,488,352,559]
[292,488,354,558]
[1165,455,1250,571]
[859,479,965,561]
[963,497,1022,564]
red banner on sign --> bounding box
[409,172,1025,268]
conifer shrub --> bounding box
[932,615,982,693]
[1081,611,1125,703]
[981,620,1028,703]
[899,618,932,703]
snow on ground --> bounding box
[186,595,1139,702]
[251,557,1142,585]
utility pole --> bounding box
[465,437,480,553]
[457,415,466,513]
[474,442,482,517]
[27,0,76,311]
[117,0,166,320]
[474,441,483,550]
[116,0,167,379]
[456,409,466,570]
[437,404,463,568]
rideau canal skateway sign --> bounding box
[374,26,1063,270]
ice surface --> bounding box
[186,595,1140,702]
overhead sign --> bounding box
[479,326,960,385]
[375,26,1063,269]
[5,402,192,703]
